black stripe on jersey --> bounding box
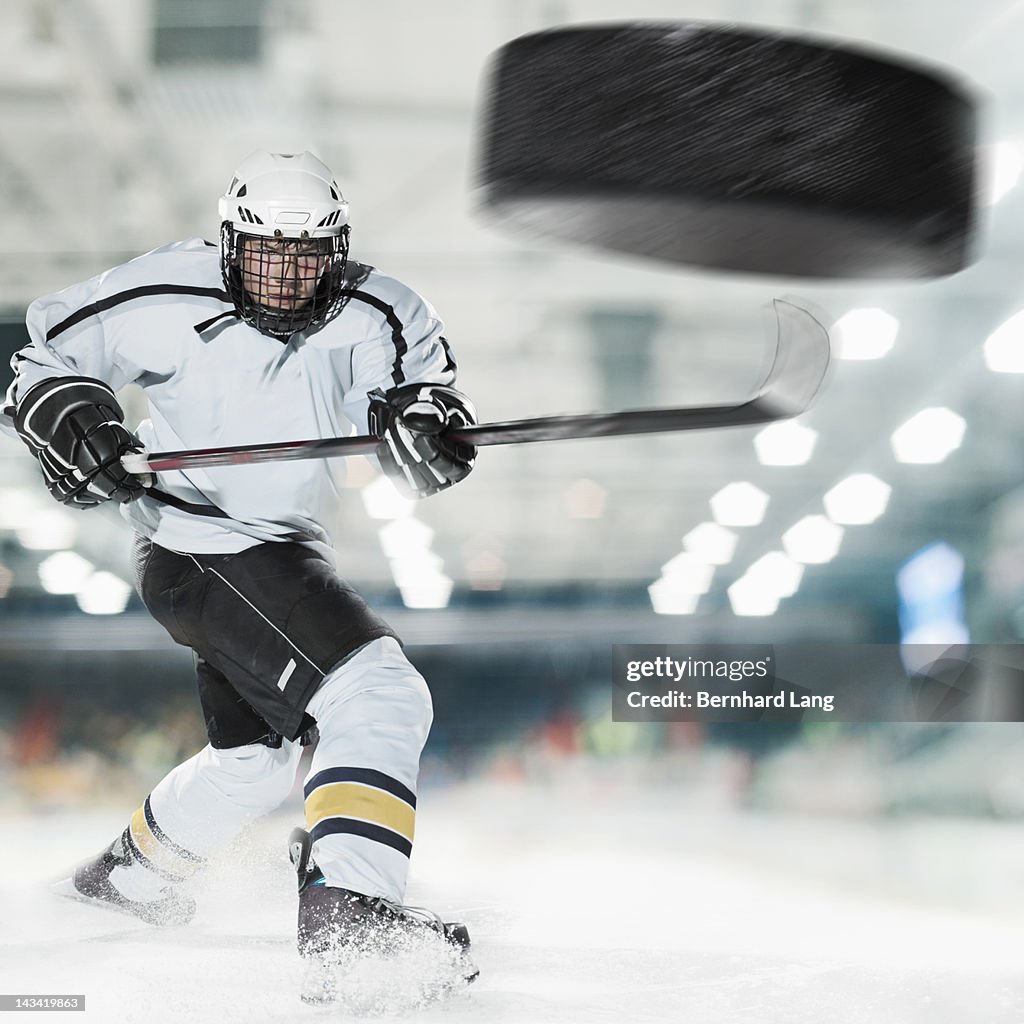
[146,486,230,519]
[309,817,414,859]
[46,285,232,343]
[193,310,240,334]
[143,796,204,864]
[338,289,409,386]
[438,335,457,374]
[303,766,417,808]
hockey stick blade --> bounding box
[121,300,829,475]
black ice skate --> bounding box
[288,826,478,1005]
[52,830,195,927]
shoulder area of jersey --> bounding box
[129,237,221,265]
[28,238,221,307]
[339,261,440,324]
[111,237,221,281]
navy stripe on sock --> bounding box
[122,827,186,884]
[143,796,205,864]
[309,817,413,859]
[303,767,416,808]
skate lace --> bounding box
[368,896,445,932]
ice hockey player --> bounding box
[2,150,478,996]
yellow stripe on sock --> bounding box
[129,805,161,860]
[128,805,195,879]
[305,782,416,843]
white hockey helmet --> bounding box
[219,150,351,337]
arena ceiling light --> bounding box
[397,572,453,610]
[648,577,701,615]
[710,482,769,527]
[361,476,415,520]
[744,551,804,598]
[833,308,899,360]
[0,488,46,531]
[682,522,737,565]
[890,408,966,464]
[16,507,78,550]
[389,550,452,609]
[727,575,780,617]
[823,473,892,525]
[753,420,818,466]
[782,515,844,564]
[38,551,95,594]
[659,552,715,594]
[76,572,133,615]
[378,517,435,559]
[983,310,1024,373]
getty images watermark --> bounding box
[611,644,1024,723]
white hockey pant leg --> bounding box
[109,740,303,902]
[303,636,433,903]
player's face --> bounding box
[240,236,325,310]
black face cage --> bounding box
[220,223,351,338]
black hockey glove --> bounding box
[367,383,477,498]
[14,377,148,508]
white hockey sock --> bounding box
[302,636,433,902]
[109,740,303,902]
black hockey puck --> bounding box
[476,23,979,279]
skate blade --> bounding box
[50,877,133,920]
[50,877,79,900]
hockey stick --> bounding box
[121,299,829,475]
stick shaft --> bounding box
[123,397,782,473]
[121,299,829,475]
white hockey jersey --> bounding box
[2,238,458,560]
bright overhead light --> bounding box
[891,408,966,464]
[658,552,715,594]
[983,310,1024,373]
[782,515,844,564]
[682,522,737,565]
[648,578,700,615]
[823,473,892,525]
[16,508,79,550]
[38,551,95,594]
[753,420,817,466]
[744,551,804,598]
[378,517,434,559]
[389,551,445,588]
[833,308,899,360]
[981,141,1023,205]
[76,572,132,615]
[389,545,451,608]
[0,488,47,530]
[727,576,780,617]
[710,482,769,527]
[397,571,453,609]
[361,476,416,520]
[897,541,964,604]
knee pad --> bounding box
[309,637,433,737]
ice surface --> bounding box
[2,779,1024,1022]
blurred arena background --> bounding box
[4,0,1024,928]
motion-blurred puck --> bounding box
[476,23,978,279]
